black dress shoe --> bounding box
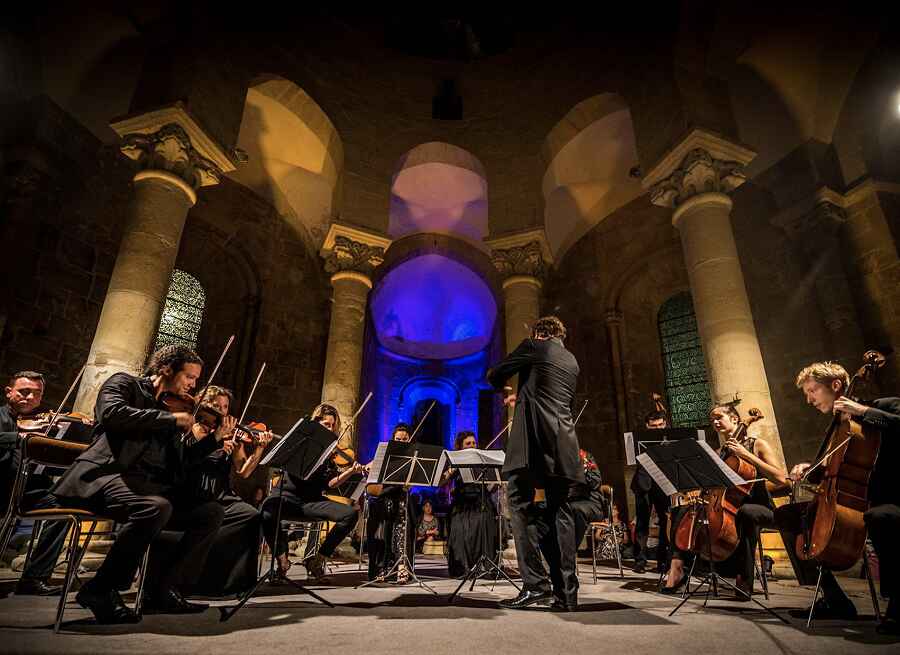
[15,577,62,596]
[499,589,552,610]
[143,588,209,615]
[75,584,141,625]
[876,617,900,635]
[660,573,688,595]
[632,561,647,574]
[548,598,577,612]
[788,597,858,621]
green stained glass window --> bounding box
[658,292,711,427]
[155,269,205,351]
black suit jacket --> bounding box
[53,372,216,499]
[860,397,900,506]
[487,337,584,482]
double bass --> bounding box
[673,408,764,561]
[795,350,885,571]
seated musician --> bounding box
[366,423,419,583]
[776,362,899,633]
[161,386,271,596]
[661,403,786,598]
[444,430,499,578]
[44,345,227,623]
[2,371,70,596]
[570,448,606,550]
[415,499,440,553]
[260,403,362,582]
[631,410,671,574]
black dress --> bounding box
[366,486,418,580]
[446,472,499,578]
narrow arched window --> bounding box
[658,291,712,427]
[155,269,205,351]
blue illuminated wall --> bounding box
[358,253,503,462]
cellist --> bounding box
[661,403,786,598]
[775,362,900,633]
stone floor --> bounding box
[0,557,897,655]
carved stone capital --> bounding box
[642,129,756,209]
[110,103,236,189]
[485,228,553,280]
[772,187,847,252]
[320,223,391,278]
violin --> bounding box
[332,445,357,468]
[795,350,885,571]
[673,407,764,561]
[158,392,224,432]
[17,411,94,432]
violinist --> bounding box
[661,403,785,598]
[47,345,226,623]
[158,385,271,597]
[631,409,672,574]
[2,371,71,597]
[260,403,362,583]
[776,362,900,633]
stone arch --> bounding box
[228,75,344,246]
[389,142,489,249]
[541,94,643,259]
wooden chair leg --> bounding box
[53,518,79,634]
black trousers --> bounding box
[18,491,72,582]
[507,470,578,602]
[61,475,225,596]
[261,494,358,559]
[571,497,604,547]
[633,484,671,565]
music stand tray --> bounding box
[219,417,336,621]
[638,440,787,624]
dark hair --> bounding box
[454,430,477,450]
[392,423,412,437]
[8,370,45,388]
[644,410,668,426]
[144,344,203,377]
[709,404,740,422]
[532,315,567,341]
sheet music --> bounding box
[365,442,389,483]
[351,479,367,502]
[636,453,677,496]
[696,439,748,487]
[696,429,706,443]
[445,449,505,467]
[259,416,305,467]
[459,467,501,484]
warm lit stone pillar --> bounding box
[74,106,235,413]
[644,129,784,463]
[320,224,391,449]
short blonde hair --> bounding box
[795,362,850,393]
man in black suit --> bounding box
[777,361,900,635]
[630,410,671,573]
[487,316,583,611]
[48,345,226,624]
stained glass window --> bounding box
[658,292,712,427]
[155,269,205,351]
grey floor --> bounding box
[0,557,897,654]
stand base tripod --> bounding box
[357,552,438,594]
[668,566,787,623]
[219,561,334,621]
[449,552,520,602]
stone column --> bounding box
[773,188,864,361]
[320,224,391,449]
[643,129,784,463]
[74,106,235,413]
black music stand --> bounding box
[445,449,520,602]
[638,439,787,624]
[356,441,444,593]
[219,418,336,622]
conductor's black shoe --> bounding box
[75,583,141,624]
[499,589,552,610]
[789,597,858,621]
[15,577,62,596]
[143,588,209,615]
[876,617,900,635]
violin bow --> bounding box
[237,362,266,425]
[485,419,513,450]
[40,364,86,439]
[335,391,373,446]
[573,399,589,425]
[182,334,235,443]
[408,400,436,443]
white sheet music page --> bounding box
[697,440,748,487]
[445,449,505,467]
[636,453,677,496]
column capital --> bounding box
[320,222,391,278]
[642,128,756,209]
[110,102,236,190]
[772,187,847,248]
[485,228,553,281]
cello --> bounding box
[673,407,764,561]
[795,350,885,571]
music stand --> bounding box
[356,441,444,593]
[638,440,787,624]
[219,417,336,622]
[443,449,520,601]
